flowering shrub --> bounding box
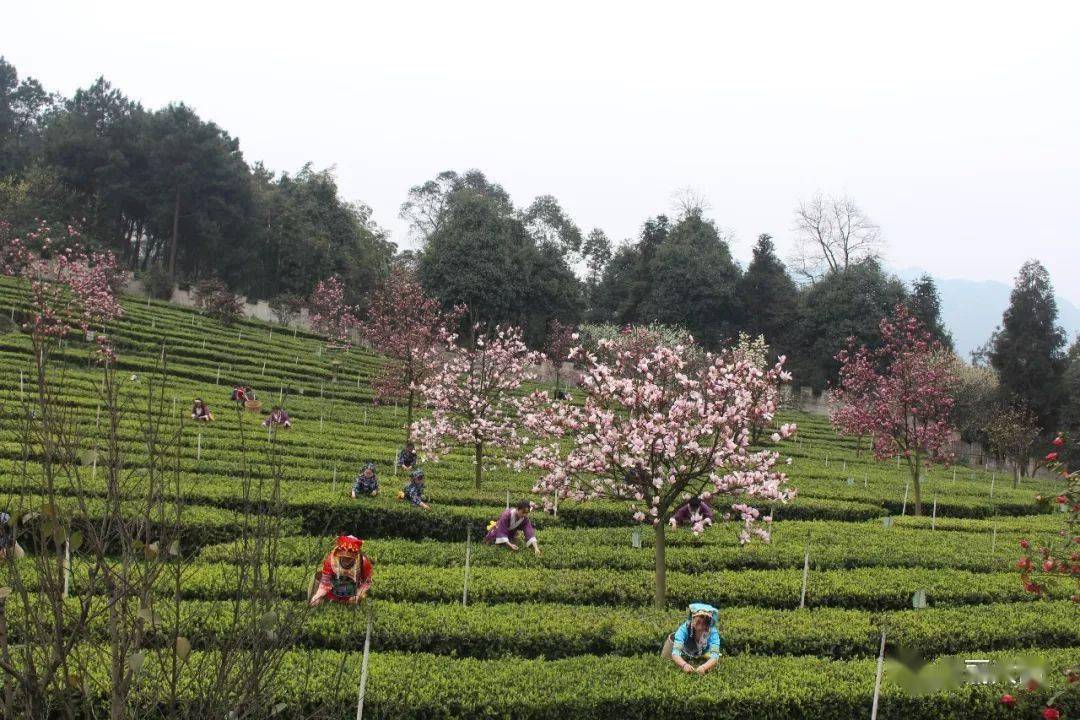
[360,267,463,440]
[2,220,124,361]
[308,275,360,347]
[268,292,305,326]
[831,304,957,515]
[193,277,244,326]
[412,325,542,488]
[522,332,795,607]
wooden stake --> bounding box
[931,493,937,530]
[355,612,372,720]
[901,481,909,516]
[989,473,995,501]
[462,525,472,607]
[799,532,811,609]
[870,626,886,720]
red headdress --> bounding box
[334,535,363,553]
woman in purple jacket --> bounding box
[484,500,542,556]
[669,496,714,531]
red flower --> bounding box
[1053,435,1065,447]
[1045,452,1058,462]
[1000,693,1016,707]
[1042,708,1060,720]
[1042,559,1055,572]
[1020,539,1031,549]
[1055,495,1068,504]
[1018,556,1032,571]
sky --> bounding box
[3,1,1079,302]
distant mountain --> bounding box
[893,267,1080,360]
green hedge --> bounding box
[199,520,1028,573]
[21,598,1072,662]
[42,562,1063,611]
[49,646,1080,720]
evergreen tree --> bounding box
[1058,339,1080,463]
[639,211,741,347]
[737,234,798,356]
[906,274,953,350]
[989,260,1067,433]
[789,259,907,392]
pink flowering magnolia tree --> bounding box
[523,335,796,608]
[2,221,124,363]
[412,325,543,488]
[831,304,957,516]
[308,275,360,347]
[360,267,464,442]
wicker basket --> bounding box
[244,399,263,413]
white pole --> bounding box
[62,540,70,598]
[19,371,24,396]
[842,460,847,472]
[506,490,510,510]
[216,366,221,385]
[863,473,868,489]
[355,612,373,720]
[931,493,937,531]
[238,329,242,342]
[363,408,367,425]
[91,451,97,481]
[320,414,323,431]
[262,360,266,375]
[333,467,338,493]
[96,403,100,428]
[870,626,886,720]
[279,387,284,404]
[269,327,273,340]
[989,473,995,501]
[799,533,811,609]
[896,455,900,468]
[463,525,472,607]
[197,433,202,461]
[172,396,177,417]
[990,524,998,564]
[901,481,909,517]
[825,454,828,467]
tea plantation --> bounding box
[0,276,1076,719]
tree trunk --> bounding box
[474,442,483,489]
[1012,464,1021,489]
[405,389,414,444]
[910,454,924,516]
[653,517,667,610]
[167,187,180,282]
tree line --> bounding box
[0,58,394,308]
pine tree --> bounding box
[989,260,1067,433]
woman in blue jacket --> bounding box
[662,603,723,675]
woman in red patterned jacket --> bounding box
[309,535,373,606]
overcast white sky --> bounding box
[4,1,1079,302]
